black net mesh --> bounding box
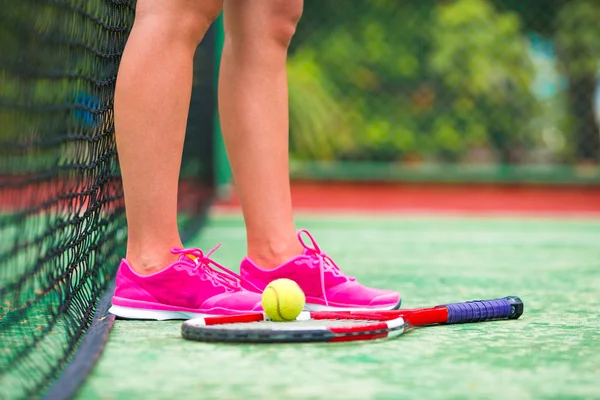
[288,0,600,180]
[0,1,216,398]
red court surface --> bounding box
[214,181,600,217]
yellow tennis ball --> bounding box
[261,278,306,322]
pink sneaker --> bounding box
[109,245,262,320]
[240,230,401,311]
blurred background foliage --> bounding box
[287,0,600,166]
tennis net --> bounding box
[0,1,217,398]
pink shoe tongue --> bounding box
[180,253,198,263]
[304,249,334,269]
[303,249,355,281]
[303,248,323,257]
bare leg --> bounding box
[219,0,304,269]
[115,0,222,274]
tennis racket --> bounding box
[181,296,523,344]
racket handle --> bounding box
[441,296,523,324]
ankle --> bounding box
[126,243,183,275]
[247,239,303,270]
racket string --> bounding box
[212,318,383,330]
[182,315,407,343]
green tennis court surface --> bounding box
[76,213,600,400]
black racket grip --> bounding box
[440,296,523,324]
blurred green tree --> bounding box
[288,0,537,164]
[496,0,600,162]
[429,0,537,163]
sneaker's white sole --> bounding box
[108,305,210,321]
[303,301,401,312]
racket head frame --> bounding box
[181,296,523,344]
[181,311,408,344]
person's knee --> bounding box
[135,0,223,46]
[267,0,303,48]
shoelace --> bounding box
[298,229,355,306]
[171,245,241,291]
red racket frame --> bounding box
[182,297,523,343]
[198,307,446,327]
